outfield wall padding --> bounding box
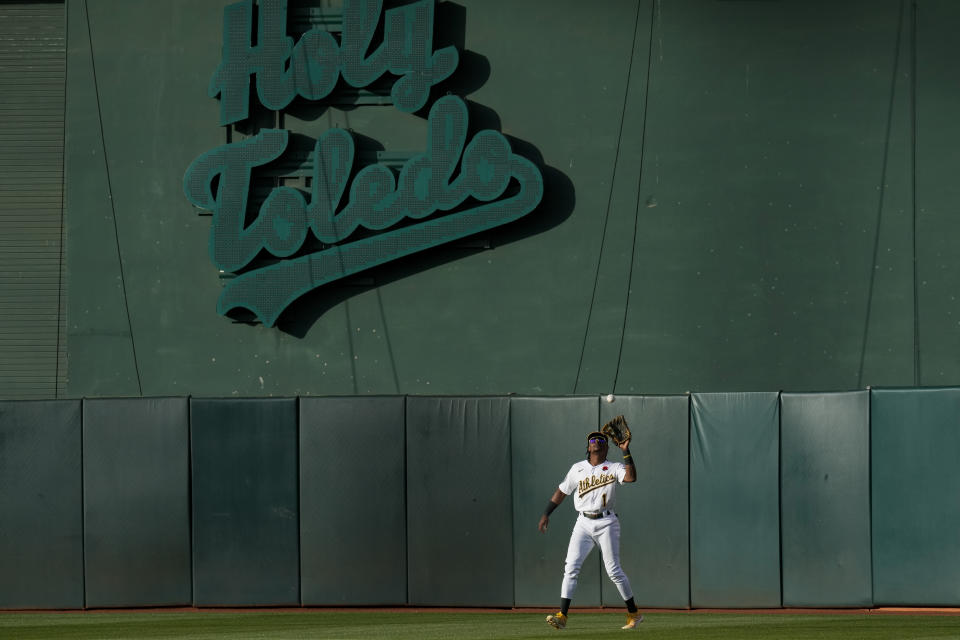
[406,397,513,606]
[871,388,960,605]
[190,398,300,606]
[0,400,84,609]
[780,391,872,607]
[600,395,690,609]
[690,392,781,608]
[83,398,191,607]
[511,396,602,607]
[5,390,960,609]
[299,396,406,605]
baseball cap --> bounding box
[587,431,606,442]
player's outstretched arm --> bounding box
[538,489,566,533]
[620,439,636,483]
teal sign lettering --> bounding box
[209,0,458,125]
[185,0,545,327]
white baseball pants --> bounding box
[560,514,633,600]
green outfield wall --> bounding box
[3,390,960,610]
[871,388,960,606]
[511,397,604,607]
[0,401,83,609]
[406,397,514,606]
[190,398,300,606]
[690,392,781,608]
[299,396,407,605]
[2,0,959,614]
[82,398,191,607]
[780,391,872,607]
[599,395,689,609]
[4,0,960,400]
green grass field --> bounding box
[1,610,958,640]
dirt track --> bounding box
[6,606,959,616]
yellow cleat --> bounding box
[621,611,644,629]
[546,611,567,629]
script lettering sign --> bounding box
[211,0,459,124]
[185,0,544,326]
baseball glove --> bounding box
[601,415,631,445]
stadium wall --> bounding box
[2,0,960,400]
[2,390,959,609]
[3,0,959,613]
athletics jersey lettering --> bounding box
[559,460,626,513]
[578,473,616,497]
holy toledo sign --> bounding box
[184,0,544,327]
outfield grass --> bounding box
[1,610,958,640]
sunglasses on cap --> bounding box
[588,437,607,445]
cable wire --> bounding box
[85,0,143,394]
[572,1,647,393]
[612,4,657,394]
[858,0,906,388]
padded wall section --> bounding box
[690,392,780,607]
[872,388,960,605]
[600,396,689,608]
[300,396,406,605]
[0,401,83,609]
[511,397,602,607]
[191,398,300,606]
[406,397,513,606]
[780,392,872,607]
[82,398,191,607]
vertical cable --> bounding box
[612,2,657,393]
[612,180,645,394]
[345,298,359,395]
[572,1,646,393]
[376,287,402,393]
[857,0,905,388]
[85,0,143,394]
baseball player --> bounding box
[537,430,642,630]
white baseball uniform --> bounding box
[557,458,633,600]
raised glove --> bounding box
[601,415,631,445]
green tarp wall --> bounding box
[690,392,781,608]
[872,388,960,606]
[600,395,689,608]
[83,398,191,607]
[55,0,960,400]
[511,397,602,607]
[5,391,960,608]
[0,400,83,609]
[299,396,406,605]
[406,397,513,606]
[190,398,300,606]
[780,392,872,607]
